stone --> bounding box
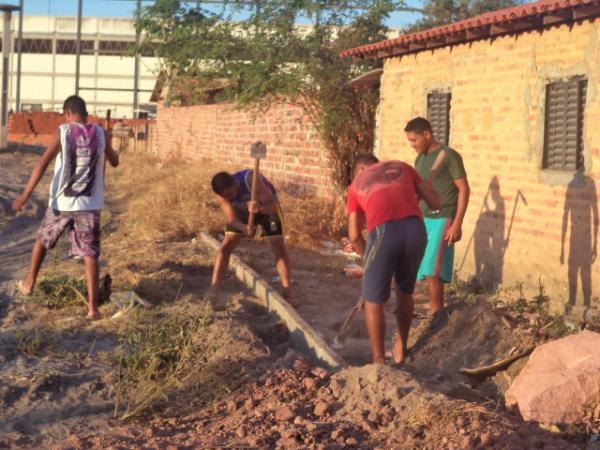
[244,398,255,411]
[479,432,493,447]
[331,429,344,440]
[303,377,318,390]
[314,401,329,417]
[505,331,600,423]
[329,379,344,397]
[236,426,246,438]
[275,406,295,422]
[226,400,238,413]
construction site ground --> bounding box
[0,149,590,449]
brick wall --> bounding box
[378,19,600,311]
[152,102,334,197]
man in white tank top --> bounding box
[12,95,120,319]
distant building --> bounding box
[1,15,159,117]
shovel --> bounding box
[333,297,364,349]
[248,141,267,236]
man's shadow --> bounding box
[561,170,598,307]
[473,177,506,291]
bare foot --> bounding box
[16,279,33,296]
[86,310,101,320]
[204,285,218,302]
[391,337,407,365]
[281,287,298,307]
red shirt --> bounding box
[347,161,423,232]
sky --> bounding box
[13,0,424,29]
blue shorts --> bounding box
[417,217,455,283]
[362,217,427,304]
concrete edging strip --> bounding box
[200,231,345,370]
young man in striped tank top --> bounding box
[13,95,120,319]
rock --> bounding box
[247,436,261,447]
[226,400,238,413]
[505,331,600,423]
[244,398,255,411]
[345,436,358,445]
[331,429,344,440]
[314,401,329,417]
[460,436,474,449]
[479,432,493,446]
[367,411,379,423]
[293,355,312,373]
[293,415,306,425]
[275,406,295,422]
[303,377,318,390]
[236,426,246,438]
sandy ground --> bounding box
[0,149,588,449]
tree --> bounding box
[136,0,407,190]
[411,0,526,31]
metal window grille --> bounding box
[98,40,132,55]
[56,39,94,55]
[21,103,43,112]
[543,77,587,171]
[427,92,451,145]
[20,38,52,54]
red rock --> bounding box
[331,429,344,440]
[226,400,238,413]
[506,331,600,423]
[367,411,379,423]
[479,432,493,446]
[247,436,261,447]
[293,415,305,425]
[345,436,359,445]
[244,398,255,411]
[236,426,246,438]
[275,406,295,422]
[314,401,329,417]
[303,377,318,390]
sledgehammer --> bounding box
[248,141,267,237]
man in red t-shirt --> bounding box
[347,155,441,365]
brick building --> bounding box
[342,0,600,311]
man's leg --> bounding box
[269,237,293,300]
[392,290,414,364]
[364,300,386,364]
[84,256,100,318]
[19,239,48,294]
[209,234,241,295]
[427,276,444,313]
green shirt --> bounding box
[415,145,467,218]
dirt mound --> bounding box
[409,300,527,384]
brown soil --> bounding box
[0,151,587,449]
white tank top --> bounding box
[48,122,106,211]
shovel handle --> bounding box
[248,158,260,234]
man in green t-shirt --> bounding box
[405,117,470,313]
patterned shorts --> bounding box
[38,208,101,258]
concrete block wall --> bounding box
[152,102,335,197]
[378,19,600,311]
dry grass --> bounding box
[107,153,345,249]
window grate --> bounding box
[427,92,451,145]
[543,77,587,171]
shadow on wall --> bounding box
[464,177,527,292]
[561,170,598,307]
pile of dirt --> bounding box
[65,356,580,450]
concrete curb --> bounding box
[200,231,345,370]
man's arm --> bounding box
[446,177,470,244]
[348,211,366,257]
[104,129,119,168]
[218,196,248,234]
[247,171,277,215]
[12,130,61,211]
[416,179,442,211]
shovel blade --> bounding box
[250,141,267,159]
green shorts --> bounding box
[417,217,454,283]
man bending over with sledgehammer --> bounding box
[207,170,294,305]
[347,155,441,365]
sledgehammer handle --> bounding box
[247,158,260,236]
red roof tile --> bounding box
[341,0,600,58]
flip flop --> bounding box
[16,280,32,296]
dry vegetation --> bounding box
[109,153,346,248]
